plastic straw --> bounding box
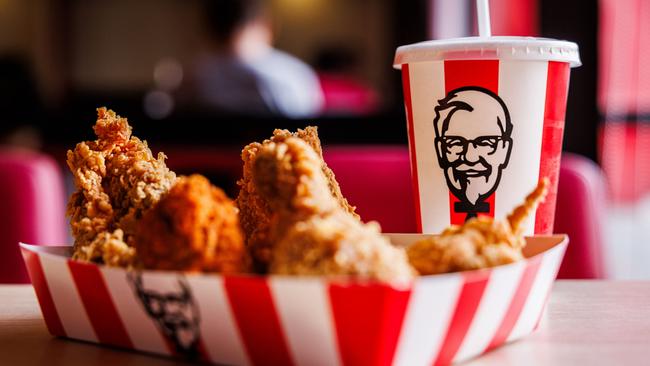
[476,0,492,37]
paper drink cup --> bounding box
[394,36,581,234]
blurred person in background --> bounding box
[192,0,323,118]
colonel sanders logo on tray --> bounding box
[433,86,513,221]
[128,273,201,359]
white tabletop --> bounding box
[465,280,650,365]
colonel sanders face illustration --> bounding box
[129,273,200,359]
[433,87,513,208]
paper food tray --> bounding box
[20,234,567,366]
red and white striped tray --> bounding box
[20,234,567,366]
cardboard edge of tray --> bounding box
[19,234,568,285]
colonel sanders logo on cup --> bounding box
[433,86,513,221]
[128,273,201,359]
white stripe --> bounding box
[100,267,169,355]
[453,262,526,362]
[408,61,449,233]
[39,255,97,342]
[270,278,341,366]
[508,242,565,341]
[188,275,250,366]
[392,274,463,366]
[496,60,549,234]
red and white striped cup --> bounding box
[394,37,581,234]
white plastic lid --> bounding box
[393,36,581,69]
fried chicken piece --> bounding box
[74,229,136,267]
[270,127,357,216]
[406,219,525,275]
[67,108,176,266]
[237,126,358,272]
[507,178,550,236]
[134,175,248,273]
[407,178,549,275]
[252,137,414,282]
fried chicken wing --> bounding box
[67,108,176,266]
[135,175,248,273]
[237,126,358,272]
[251,137,414,282]
[407,178,549,275]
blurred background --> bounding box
[0,0,598,150]
[0,0,648,281]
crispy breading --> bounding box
[237,126,358,272]
[269,127,358,217]
[406,218,525,275]
[508,177,550,235]
[67,108,176,266]
[407,178,549,275]
[73,229,136,268]
[135,175,248,273]
[252,137,414,282]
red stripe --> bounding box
[482,193,495,218]
[636,125,650,197]
[619,124,637,202]
[485,256,543,352]
[329,283,411,366]
[444,60,500,225]
[448,192,464,225]
[402,64,423,233]
[444,60,499,94]
[224,276,294,366]
[67,260,133,349]
[448,192,496,225]
[433,272,490,366]
[20,248,66,337]
[535,61,570,234]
